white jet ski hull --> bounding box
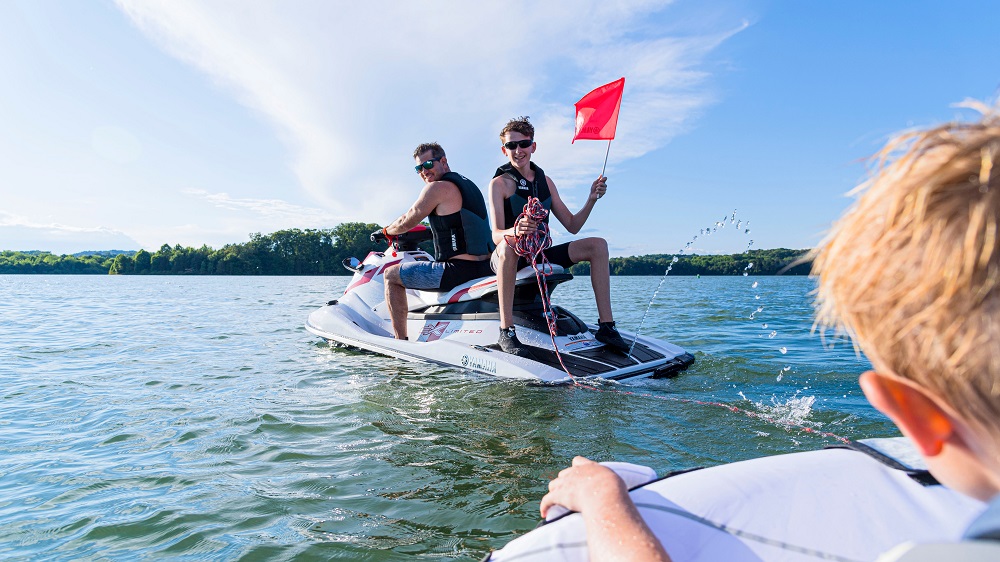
[306,301,692,383]
[305,234,694,383]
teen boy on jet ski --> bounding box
[379,143,495,340]
[487,116,629,356]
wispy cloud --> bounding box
[115,1,743,221]
[182,188,338,226]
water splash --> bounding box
[629,209,771,362]
[755,395,817,427]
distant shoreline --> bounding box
[1,224,811,276]
[1,250,811,277]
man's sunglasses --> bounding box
[503,139,533,150]
[414,156,443,173]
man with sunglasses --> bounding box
[379,142,495,340]
[488,116,629,356]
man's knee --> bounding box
[384,264,403,286]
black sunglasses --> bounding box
[414,156,443,173]
[503,139,533,150]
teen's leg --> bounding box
[496,244,520,328]
[568,237,612,322]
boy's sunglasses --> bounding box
[414,156,443,173]
[503,139,533,150]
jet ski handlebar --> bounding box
[370,225,434,252]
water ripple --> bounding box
[0,274,885,560]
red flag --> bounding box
[572,77,625,143]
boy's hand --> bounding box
[539,456,629,518]
[590,175,608,201]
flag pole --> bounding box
[600,139,612,177]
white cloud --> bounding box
[0,211,142,253]
[114,0,743,223]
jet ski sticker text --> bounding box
[461,354,497,374]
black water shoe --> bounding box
[596,321,631,354]
[498,326,533,358]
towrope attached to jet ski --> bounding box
[305,225,694,383]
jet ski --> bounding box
[305,226,694,383]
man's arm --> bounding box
[384,183,445,235]
[540,456,671,562]
[548,175,606,234]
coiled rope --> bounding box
[505,196,574,377]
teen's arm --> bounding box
[548,175,606,234]
[489,175,537,244]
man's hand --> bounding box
[370,229,387,243]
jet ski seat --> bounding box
[412,265,568,307]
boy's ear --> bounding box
[859,370,954,457]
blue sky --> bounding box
[1,1,997,256]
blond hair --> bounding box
[813,101,1000,439]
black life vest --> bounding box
[494,162,551,229]
[427,171,496,261]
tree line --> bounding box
[570,248,811,276]
[1,223,382,276]
[0,223,810,276]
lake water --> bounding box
[0,274,893,560]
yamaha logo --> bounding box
[519,179,527,186]
[460,354,497,374]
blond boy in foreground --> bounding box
[539,103,1000,560]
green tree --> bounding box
[133,249,151,274]
[109,254,133,275]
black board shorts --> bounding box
[490,241,575,273]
